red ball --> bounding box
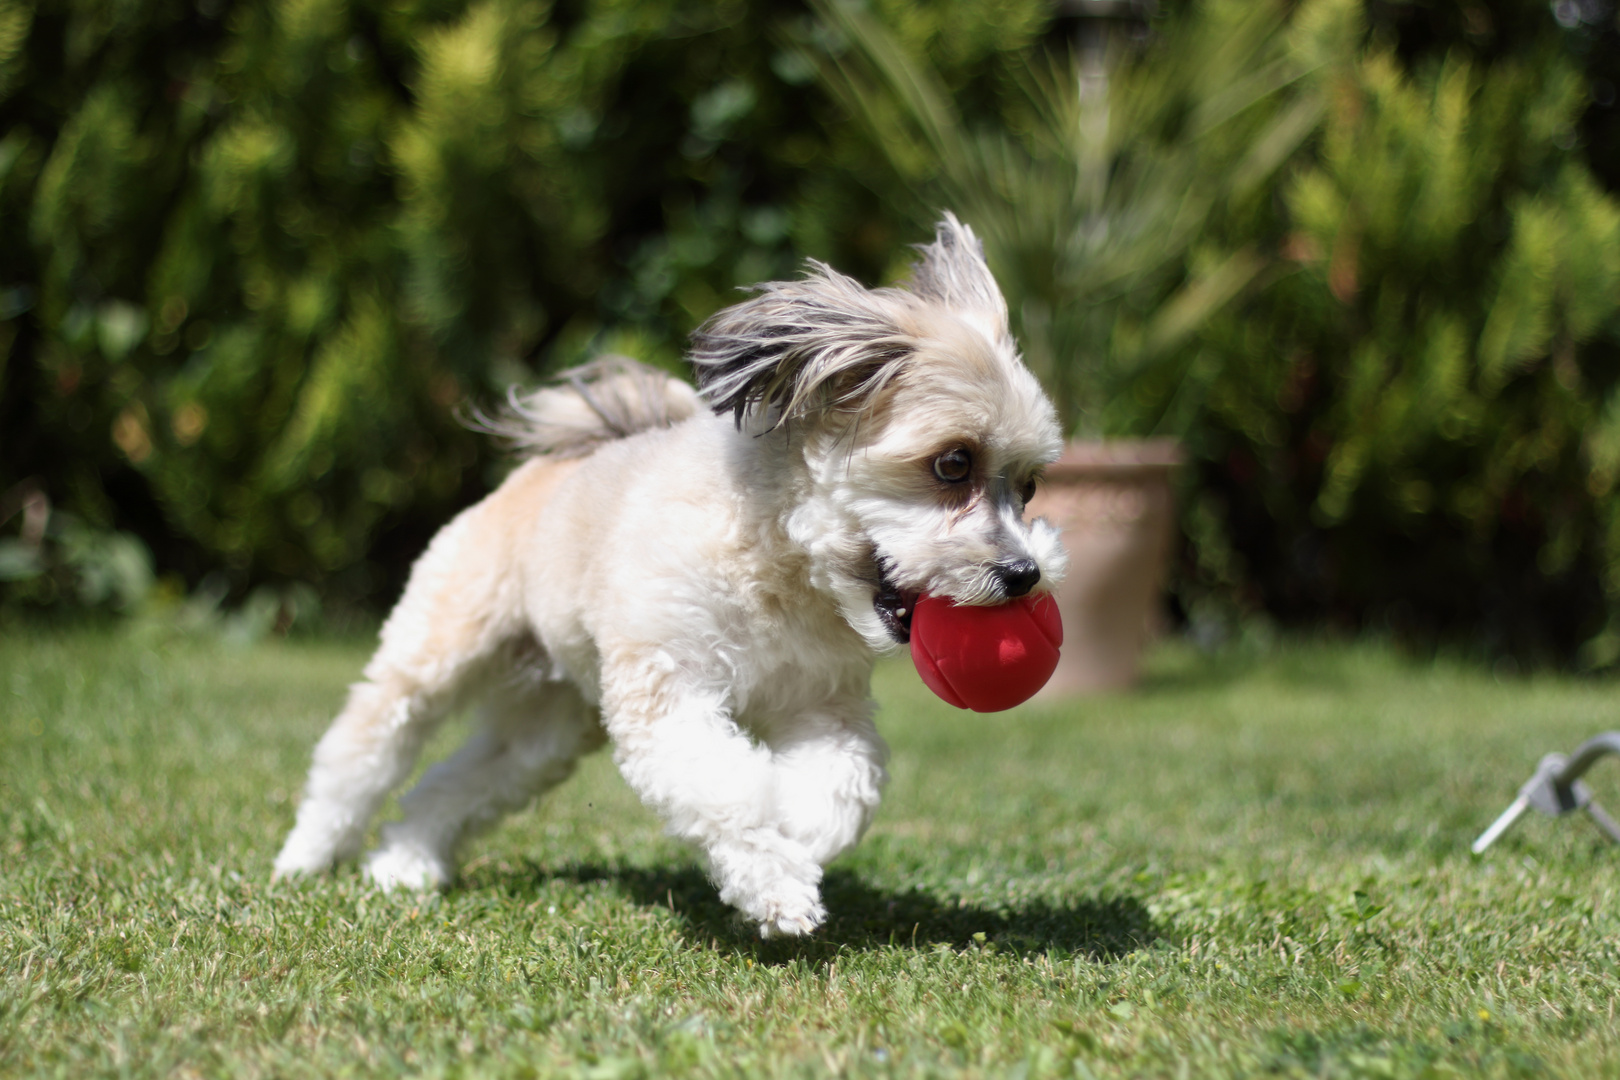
[909,593,1063,712]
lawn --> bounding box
[2,628,1618,1078]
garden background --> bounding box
[8,4,1620,1077]
[3,0,1620,663]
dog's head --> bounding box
[691,214,1067,652]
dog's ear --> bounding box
[907,212,1009,338]
[691,263,915,429]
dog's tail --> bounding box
[472,355,701,458]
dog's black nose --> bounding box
[993,559,1041,598]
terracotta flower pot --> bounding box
[1026,439,1182,695]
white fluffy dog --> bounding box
[273,214,1066,937]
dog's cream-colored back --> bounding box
[275,214,1066,938]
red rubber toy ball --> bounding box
[909,593,1063,712]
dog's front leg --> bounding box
[603,670,826,938]
[767,706,889,868]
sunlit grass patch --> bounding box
[3,631,1618,1077]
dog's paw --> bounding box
[710,830,827,937]
[273,831,337,880]
[362,842,451,892]
[273,808,372,880]
[756,892,827,939]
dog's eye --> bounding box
[1018,476,1037,505]
[933,448,972,483]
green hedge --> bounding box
[5,0,1620,665]
[0,0,1045,613]
[814,0,1620,662]
[1177,23,1620,662]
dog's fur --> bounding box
[273,215,1066,936]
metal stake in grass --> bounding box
[1472,733,1620,854]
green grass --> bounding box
[3,630,1619,1078]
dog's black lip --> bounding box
[872,559,917,645]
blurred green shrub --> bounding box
[822,0,1620,662]
[0,478,322,641]
[1183,17,1620,662]
[6,0,1620,665]
[0,486,154,615]
[821,0,1347,435]
[0,0,1045,616]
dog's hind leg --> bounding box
[273,503,530,881]
[362,678,605,890]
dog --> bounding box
[273,214,1067,937]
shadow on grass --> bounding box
[478,861,1162,964]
